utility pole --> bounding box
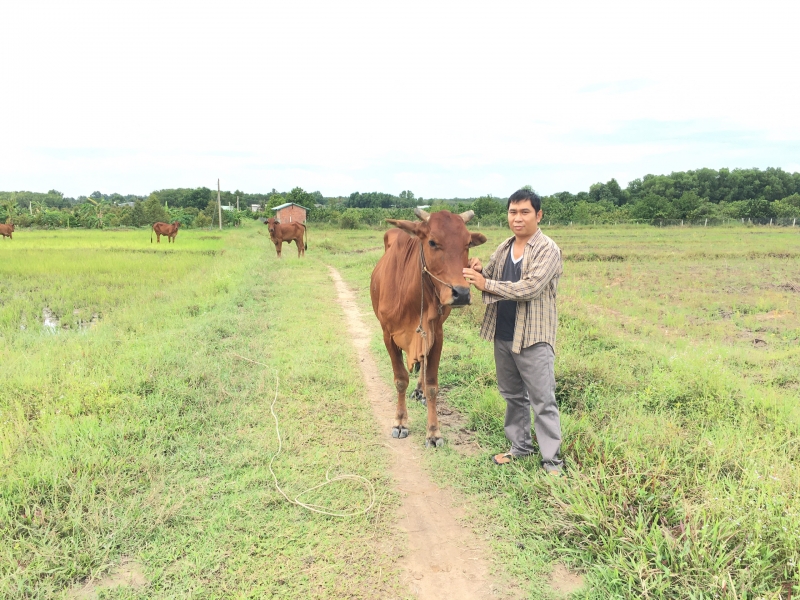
[217,179,223,231]
[236,195,239,211]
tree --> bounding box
[672,191,704,219]
[631,193,678,220]
[287,187,313,207]
[471,195,505,219]
[772,193,800,218]
[267,194,286,210]
[143,194,168,224]
[399,190,415,203]
[130,200,147,227]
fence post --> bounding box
[704,218,708,227]
[681,219,683,226]
[742,218,744,223]
[769,218,773,226]
[569,221,572,226]
[794,218,797,227]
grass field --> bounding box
[2,222,799,598]
[1,225,405,598]
[325,224,800,599]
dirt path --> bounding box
[328,266,508,599]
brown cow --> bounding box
[264,217,307,258]
[0,223,14,239]
[151,221,181,243]
[371,208,486,447]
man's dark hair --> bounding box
[508,188,542,212]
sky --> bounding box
[2,0,799,199]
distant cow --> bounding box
[151,221,181,243]
[264,217,307,258]
[0,223,14,239]
[371,208,486,447]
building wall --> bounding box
[276,205,307,224]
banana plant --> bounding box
[79,198,111,228]
[1,193,17,224]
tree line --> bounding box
[2,167,799,229]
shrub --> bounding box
[193,213,212,228]
[339,208,362,229]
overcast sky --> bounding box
[2,0,799,198]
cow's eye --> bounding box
[428,240,437,248]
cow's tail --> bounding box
[302,222,308,250]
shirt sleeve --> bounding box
[483,244,561,302]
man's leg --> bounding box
[515,342,563,471]
[494,339,536,457]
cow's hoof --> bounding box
[392,426,409,439]
[425,438,444,448]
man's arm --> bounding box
[466,245,561,301]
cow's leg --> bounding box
[275,241,282,258]
[156,233,161,243]
[410,370,426,405]
[383,331,409,439]
[423,331,445,448]
[296,238,302,258]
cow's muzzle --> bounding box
[449,285,471,306]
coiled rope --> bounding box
[233,353,376,517]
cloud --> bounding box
[1,0,799,197]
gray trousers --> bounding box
[494,340,563,471]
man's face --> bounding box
[507,200,542,237]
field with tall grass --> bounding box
[2,222,799,598]
[1,225,405,598]
[324,224,800,599]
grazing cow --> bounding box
[151,221,181,243]
[0,223,14,239]
[264,217,307,258]
[371,208,486,447]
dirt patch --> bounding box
[549,563,585,597]
[755,310,794,321]
[68,558,146,598]
[42,307,59,330]
[778,282,800,293]
[328,266,519,599]
[435,391,480,456]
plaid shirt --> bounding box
[479,229,562,353]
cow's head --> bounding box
[264,217,278,236]
[173,221,181,229]
[387,209,487,306]
[8,223,14,232]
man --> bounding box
[462,188,564,474]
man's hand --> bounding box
[462,267,487,291]
[468,257,482,272]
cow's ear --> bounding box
[386,219,426,238]
[469,232,487,248]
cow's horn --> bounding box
[459,210,475,223]
[414,207,431,222]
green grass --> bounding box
[3,222,799,598]
[1,224,406,598]
[328,224,800,599]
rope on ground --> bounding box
[232,353,376,517]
